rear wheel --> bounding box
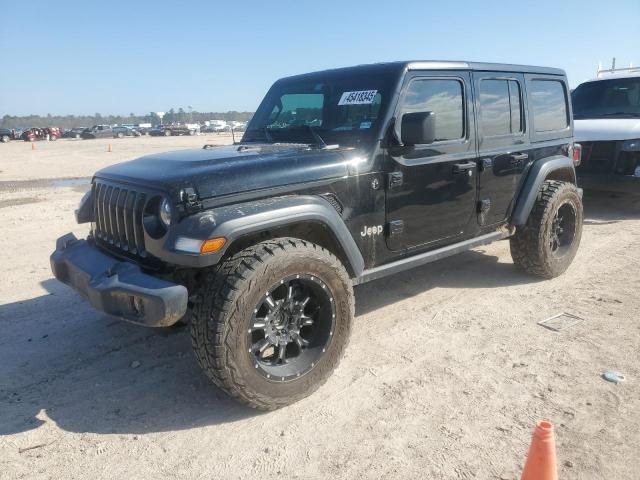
[190,238,354,410]
[0,135,9,143]
[510,180,583,278]
[164,129,171,136]
[116,132,124,139]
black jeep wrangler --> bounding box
[51,61,583,409]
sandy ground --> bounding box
[0,136,639,479]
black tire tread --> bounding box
[510,180,582,278]
[189,237,353,410]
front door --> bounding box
[473,72,531,226]
[385,71,478,251]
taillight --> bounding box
[571,143,582,166]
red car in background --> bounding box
[21,127,62,141]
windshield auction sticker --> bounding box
[338,90,378,105]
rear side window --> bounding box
[530,80,568,132]
[479,79,523,136]
[402,79,464,142]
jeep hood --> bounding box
[95,144,357,199]
[574,118,640,142]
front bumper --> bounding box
[50,233,188,327]
[578,173,640,194]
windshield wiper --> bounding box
[300,125,327,148]
[262,127,274,142]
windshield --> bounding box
[572,77,640,119]
[242,68,398,147]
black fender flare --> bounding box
[510,155,577,226]
[164,195,365,276]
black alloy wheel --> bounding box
[549,201,577,257]
[248,274,336,382]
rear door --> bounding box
[473,72,531,226]
[385,71,478,251]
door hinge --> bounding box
[388,171,403,189]
[477,199,491,225]
[480,158,493,172]
[388,220,404,236]
[477,199,491,213]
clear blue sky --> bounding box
[1,0,638,116]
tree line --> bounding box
[0,109,254,129]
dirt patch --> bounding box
[0,197,43,209]
[0,177,91,194]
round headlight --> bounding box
[159,198,172,227]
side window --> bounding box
[479,79,523,136]
[530,80,568,132]
[402,79,464,142]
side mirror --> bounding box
[401,111,436,146]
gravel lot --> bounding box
[1,136,639,479]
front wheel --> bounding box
[190,238,354,410]
[510,180,583,278]
[0,135,9,143]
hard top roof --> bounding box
[406,60,565,76]
[280,61,566,81]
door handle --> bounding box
[511,153,529,162]
[452,161,477,174]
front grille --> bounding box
[92,180,147,256]
[580,141,618,173]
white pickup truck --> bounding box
[572,66,640,192]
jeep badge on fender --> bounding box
[361,225,384,237]
[51,61,583,410]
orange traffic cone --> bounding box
[521,421,557,480]
[31,142,36,150]
[107,143,112,152]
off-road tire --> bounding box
[190,238,354,410]
[116,132,124,139]
[0,135,9,143]
[510,180,583,278]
